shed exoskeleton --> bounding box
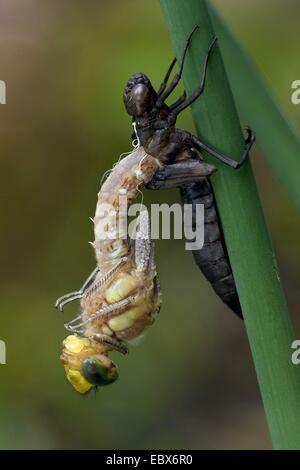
[123,26,255,318]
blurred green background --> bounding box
[0,0,299,449]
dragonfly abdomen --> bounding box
[180,179,242,318]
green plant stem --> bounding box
[208,2,300,213]
[160,0,300,449]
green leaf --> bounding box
[209,2,300,212]
[160,0,300,449]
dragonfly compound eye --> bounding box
[61,335,118,394]
[81,357,119,386]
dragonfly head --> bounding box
[123,72,157,117]
[60,335,118,394]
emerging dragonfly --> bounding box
[56,26,255,394]
[57,148,162,394]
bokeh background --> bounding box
[0,0,299,449]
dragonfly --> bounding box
[56,26,255,394]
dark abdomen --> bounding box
[180,178,242,319]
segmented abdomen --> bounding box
[180,179,242,318]
[93,146,161,266]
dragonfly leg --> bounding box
[64,295,137,331]
[55,267,99,311]
[56,256,128,312]
[90,334,128,355]
[132,211,153,273]
[133,213,161,315]
[147,159,216,190]
[156,26,198,105]
[169,36,217,118]
[83,256,128,300]
[169,92,187,111]
[157,57,176,96]
[191,127,256,169]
